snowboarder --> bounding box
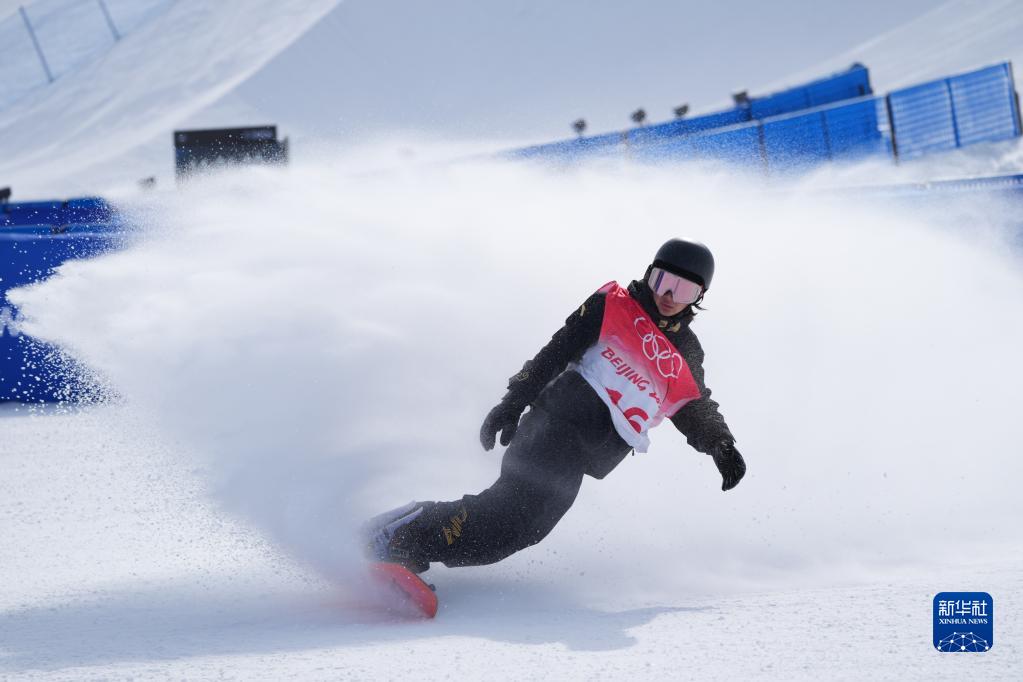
[365,238,746,574]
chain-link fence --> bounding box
[0,0,173,110]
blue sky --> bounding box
[233,0,947,143]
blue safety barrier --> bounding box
[0,197,113,228]
[887,80,958,159]
[888,63,1020,159]
[750,63,871,118]
[1,199,120,402]
[822,97,893,159]
[2,200,63,226]
[512,130,625,161]
[64,197,113,224]
[508,64,872,162]
[630,95,892,172]
[760,96,894,171]
[627,109,753,147]
[507,62,1019,173]
[671,63,1017,171]
[951,64,1023,146]
[762,111,832,170]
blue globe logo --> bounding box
[936,632,990,652]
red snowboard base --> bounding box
[367,562,439,619]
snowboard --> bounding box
[367,562,438,619]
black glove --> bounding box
[710,440,746,491]
[480,399,526,450]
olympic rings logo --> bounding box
[634,316,683,379]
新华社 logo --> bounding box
[634,316,682,379]
[934,592,993,652]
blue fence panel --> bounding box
[688,125,764,167]
[750,88,812,119]
[631,123,764,166]
[628,109,752,145]
[636,95,892,168]
[762,113,831,172]
[504,62,1018,171]
[63,196,113,224]
[515,66,872,163]
[807,64,871,106]
[887,79,957,159]
[1,205,120,402]
[824,97,892,159]
[752,64,871,119]
[2,200,64,226]
[510,130,624,161]
[681,108,753,133]
[889,62,1021,160]
[949,63,1020,147]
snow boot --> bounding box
[363,501,431,574]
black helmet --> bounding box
[652,239,715,290]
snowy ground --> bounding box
[2,406,1019,680]
[3,2,1023,679]
[4,158,1023,679]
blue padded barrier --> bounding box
[509,131,624,161]
[1,201,121,402]
[948,63,1020,147]
[633,63,1015,170]
[63,197,113,224]
[632,95,892,171]
[1,197,115,228]
[750,89,812,120]
[510,65,870,164]
[629,122,765,167]
[762,113,831,171]
[822,97,893,159]
[888,63,1020,159]
[506,62,1018,172]
[751,64,871,118]
[503,63,1018,170]
[887,79,957,159]
[687,125,764,167]
[762,96,892,171]
[3,200,64,226]
[628,109,752,146]
[806,65,872,106]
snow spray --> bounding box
[9,147,1023,599]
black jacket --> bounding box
[503,279,735,478]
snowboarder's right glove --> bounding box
[480,399,526,450]
[710,440,746,491]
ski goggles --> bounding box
[647,267,703,304]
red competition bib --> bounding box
[575,282,701,452]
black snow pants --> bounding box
[409,371,631,567]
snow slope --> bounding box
[6,1,1022,198]
[5,157,1023,679]
[2,1,1023,680]
[0,0,339,198]
[3,406,1019,679]
[1,0,956,198]
[775,0,1023,92]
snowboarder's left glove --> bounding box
[710,440,746,491]
[480,399,525,450]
